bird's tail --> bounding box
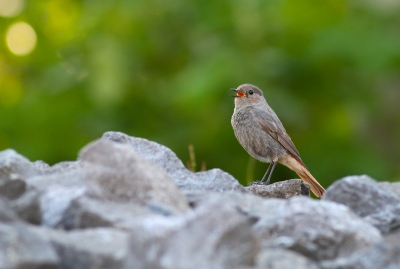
[280,156,325,198]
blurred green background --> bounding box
[1,0,400,188]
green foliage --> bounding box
[1,0,400,187]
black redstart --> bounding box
[231,84,325,197]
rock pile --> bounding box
[0,131,399,269]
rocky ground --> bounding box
[0,131,400,269]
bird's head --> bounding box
[231,84,265,108]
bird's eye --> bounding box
[249,90,254,95]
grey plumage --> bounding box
[232,106,288,163]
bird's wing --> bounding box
[254,109,307,169]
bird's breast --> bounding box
[231,109,286,163]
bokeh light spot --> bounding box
[6,22,37,56]
[0,0,24,17]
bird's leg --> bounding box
[261,161,277,185]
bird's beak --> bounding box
[230,88,246,98]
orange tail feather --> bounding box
[279,156,325,198]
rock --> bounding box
[2,133,400,269]
[9,191,42,224]
[33,160,51,170]
[384,228,400,249]
[320,242,400,269]
[29,226,131,269]
[0,222,59,269]
[246,179,310,199]
[0,198,19,222]
[323,175,400,217]
[255,249,318,269]
[127,197,259,269]
[40,185,86,227]
[0,149,40,201]
[363,205,400,234]
[252,196,382,262]
[323,175,400,233]
[182,189,386,267]
[41,161,81,175]
[79,139,189,213]
[32,168,83,227]
[26,161,82,189]
[60,196,174,230]
[187,169,248,192]
[158,203,258,269]
[24,164,86,227]
[176,189,208,208]
[180,189,270,224]
[102,132,246,192]
[379,181,400,199]
[0,174,26,200]
[0,149,42,180]
[0,199,58,269]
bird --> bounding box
[230,84,325,197]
